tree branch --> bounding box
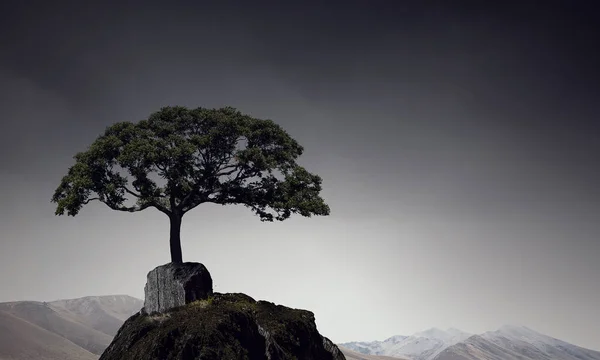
[179,187,200,210]
[183,192,211,213]
[121,185,141,198]
[215,153,234,172]
[216,165,240,177]
[150,201,171,215]
[231,166,259,184]
[101,200,153,213]
[120,182,169,214]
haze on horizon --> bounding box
[1,0,599,352]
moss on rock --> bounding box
[99,293,345,360]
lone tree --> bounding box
[52,106,330,263]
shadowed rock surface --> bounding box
[143,262,213,314]
[100,292,345,360]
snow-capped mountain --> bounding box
[341,328,471,360]
[475,325,600,360]
[342,335,409,356]
[341,339,387,355]
[340,326,600,360]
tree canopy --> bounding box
[52,106,330,262]
[52,105,330,219]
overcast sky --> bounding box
[1,0,599,350]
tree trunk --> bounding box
[169,214,183,263]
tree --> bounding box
[52,106,330,263]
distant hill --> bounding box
[0,310,96,360]
[341,346,410,360]
[340,326,600,360]
[48,295,143,337]
[0,295,142,360]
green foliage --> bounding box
[52,106,330,222]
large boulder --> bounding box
[143,262,213,314]
[100,293,345,360]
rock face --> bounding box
[100,292,346,360]
[323,337,345,359]
[143,262,213,314]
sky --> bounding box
[1,0,599,350]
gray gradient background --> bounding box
[1,0,599,350]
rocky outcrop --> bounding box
[323,337,345,359]
[143,262,213,314]
[100,292,345,360]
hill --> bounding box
[0,295,142,359]
[340,346,410,360]
[0,309,96,360]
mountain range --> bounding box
[0,295,142,360]
[339,326,600,360]
[1,295,599,360]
